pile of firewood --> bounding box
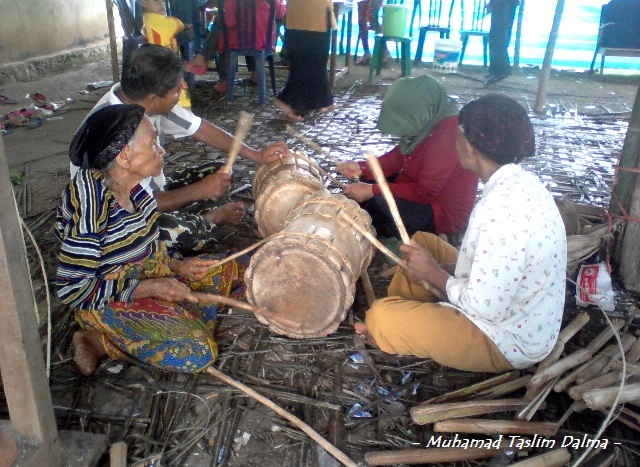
[364,308,639,466]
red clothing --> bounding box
[358,115,479,234]
[219,0,286,51]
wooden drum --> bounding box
[252,153,325,237]
[245,191,375,338]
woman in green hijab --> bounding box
[336,75,478,239]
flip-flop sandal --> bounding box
[184,62,207,75]
[273,111,304,123]
[0,94,18,105]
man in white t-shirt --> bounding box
[71,44,289,252]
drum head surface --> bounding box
[246,243,349,338]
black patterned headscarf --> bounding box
[458,94,535,165]
[69,104,146,170]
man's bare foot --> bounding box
[204,202,245,225]
[72,330,107,376]
[354,321,378,347]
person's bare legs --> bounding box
[72,330,108,375]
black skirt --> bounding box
[277,29,334,113]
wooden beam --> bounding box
[0,135,61,463]
[533,0,566,113]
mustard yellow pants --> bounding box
[365,232,513,373]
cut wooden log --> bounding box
[582,382,640,410]
[568,373,622,401]
[364,445,507,465]
[411,399,531,425]
[510,448,571,467]
[425,371,520,404]
[434,418,559,436]
[518,378,557,421]
[610,359,640,375]
[623,334,640,363]
[575,335,636,385]
[554,359,592,393]
[528,348,591,388]
[474,375,533,400]
[536,312,590,372]
[586,319,626,354]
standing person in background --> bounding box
[140,0,193,108]
[273,0,337,122]
[485,0,519,85]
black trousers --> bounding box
[488,0,518,77]
[362,195,436,240]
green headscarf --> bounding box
[377,75,459,155]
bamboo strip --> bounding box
[222,111,254,174]
[411,399,530,425]
[425,371,520,404]
[206,367,358,467]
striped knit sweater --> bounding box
[56,170,162,311]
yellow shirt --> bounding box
[143,12,185,51]
[285,0,338,32]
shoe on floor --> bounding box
[485,73,510,85]
[213,81,228,93]
[185,61,207,76]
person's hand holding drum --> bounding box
[260,141,290,163]
[170,257,220,281]
[342,182,374,203]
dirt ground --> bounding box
[2,51,640,466]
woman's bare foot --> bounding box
[354,322,378,347]
[72,330,107,376]
[318,104,338,113]
[204,202,245,225]
[274,99,304,122]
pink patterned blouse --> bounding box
[445,164,567,369]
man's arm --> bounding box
[193,119,289,164]
[154,171,231,212]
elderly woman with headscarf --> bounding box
[354,94,567,373]
[336,75,479,240]
[56,104,247,376]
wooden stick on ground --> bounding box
[338,213,446,300]
[221,111,254,174]
[286,125,340,164]
[206,367,358,467]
